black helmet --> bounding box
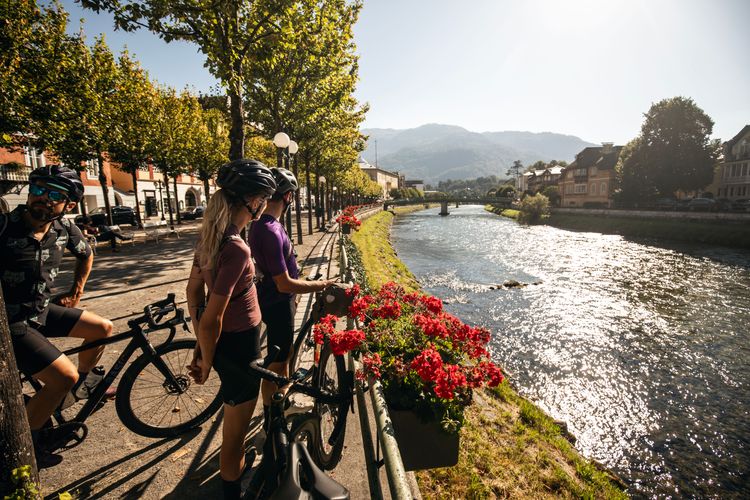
[28,165,84,202]
[216,159,276,198]
[271,167,299,194]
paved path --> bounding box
[37,218,381,499]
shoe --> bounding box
[34,445,63,469]
[75,366,117,400]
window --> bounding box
[575,167,587,176]
[85,159,97,179]
[591,183,597,194]
[601,182,607,194]
[565,184,573,194]
[574,184,587,194]
[590,166,597,175]
[23,147,45,169]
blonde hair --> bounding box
[197,189,237,271]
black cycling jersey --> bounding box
[0,205,91,326]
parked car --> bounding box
[731,199,750,212]
[181,206,205,220]
[715,198,732,212]
[654,198,678,210]
[76,206,137,226]
[687,198,717,212]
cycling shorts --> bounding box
[213,324,262,406]
[260,299,296,361]
[11,304,84,376]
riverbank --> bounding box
[485,204,520,219]
[349,209,626,498]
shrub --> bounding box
[518,193,549,224]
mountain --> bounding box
[360,124,597,184]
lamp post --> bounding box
[155,180,165,221]
[272,132,292,236]
[332,186,338,215]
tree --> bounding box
[81,0,292,160]
[622,97,720,199]
[615,137,657,205]
[108,51,158,226]
[188,107,229,203]
[541,186,560,207]
[518,193,549,224]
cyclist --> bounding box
[248,167,334,429]
[185,159,276,500]
[0,165,114,467]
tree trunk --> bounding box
[164,170,175,230]
[315,164,321,229]
[291,156,303,245]
[173,176,182,225]
[305,157,312,235]
[228,85,245,161]
[203,178,211,203]
[283,151,293,238]
[131,168,142,228]
[0,288,39,496]
[326,181,332,222]
[97,148,114,226]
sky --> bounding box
[61,0,749,145]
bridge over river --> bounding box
[384,197,512,215]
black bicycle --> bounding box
[22,294,223,451]
[243,348,352,500]
[286,282,353,470]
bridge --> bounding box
[383,197,513,215]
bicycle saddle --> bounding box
[270,441,349,500]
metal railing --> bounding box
[338,224,414,500]
[0,164,32,182]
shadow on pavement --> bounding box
[45,427,202,500]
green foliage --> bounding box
[617,97,720,202]
[5,465,39,500]
[541,185,560,206]
[496,184,516,198]
[518,193,549,224]
[431,175,506,196]
[389,187,423,200]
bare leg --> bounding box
[220,399,258,481]
[260,360,290,407]
[27,356,78,429]
[67,311,114,373]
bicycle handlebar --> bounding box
[248,355,345,406]
[127,294,188,335]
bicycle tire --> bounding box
[313,345,348,470]
[115,339,223,438]
[288,315,315,376]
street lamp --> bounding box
[155,180,165,221]
[318,176,326,230]
[273,132,291,170]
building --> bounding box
[404,179,425,192]
[522,166,564,194]
[0,144,212,218]
[716,125,750,201]
[559,143,623,208]
[358,157,400,199]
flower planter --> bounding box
[388,408,460,471]
[341,224,352,234]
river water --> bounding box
[390,205,750,498]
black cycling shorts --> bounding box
[261,299,296,361]
[213,324,262,406]
[11,304,84,376]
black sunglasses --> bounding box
[29,184,69,202]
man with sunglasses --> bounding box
[0,165,114,467]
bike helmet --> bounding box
[216,159,277,198]
[271,167,299,194]
[28,165,84,202]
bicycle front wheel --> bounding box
[313,345,348,470]
[115,339,223,438]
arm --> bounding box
[185,264,206,336]
[57,252,93,308]
[272,272,334,295]
[192,291,231,384]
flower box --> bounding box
[388,408,459,470]
[341,223,352,234]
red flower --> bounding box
[346,283,361,298]
[414,314,448,338]
[372,299,401,320]
[410,348,443,382]
[313,314,338,345]
[434,364,467,400]
[361,353,382,379]
[349,295,374,321]
[419,295,443,315]
[329,328,365,355]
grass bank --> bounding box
[485,204,520,219]
[547,213,750,248]
[349,207,626,499]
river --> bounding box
[390,205,750,498]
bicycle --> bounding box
[285,280,354,470]
[243,348,352,500]
[22,294,223,452]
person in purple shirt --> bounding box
[248,167,334,429]
[186,159,276,500]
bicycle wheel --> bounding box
[313,344,348,470]
[288,315,316,377]
[115,339,223,438]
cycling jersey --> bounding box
[248,214,299,308]
[0,205,91,326]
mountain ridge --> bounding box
[361,124,598,184]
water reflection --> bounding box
[391,205,750,497]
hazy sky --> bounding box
[62,0,749,145]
